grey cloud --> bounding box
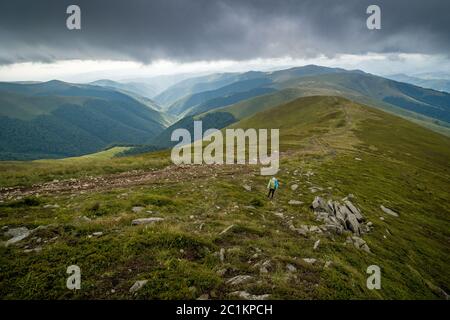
[0,0,449,64]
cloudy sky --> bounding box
[0,0,449,81]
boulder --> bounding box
[345,213,361,236]
[344,200,364,222]
[312,196,327,211]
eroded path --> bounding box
[0,164,254,201]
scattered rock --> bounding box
[291,184,299,191]
[303,258,317,264]
[324,261,333,268]
[286,264,297,272]
[288,200,303,205]
[219,224,235,236]
[380,205,399,217]
[219,248,225,263]
[226,275,253,286]
[43,204,60,209]
[287,221,308,236]
[230,291,270,300]
[132,206,145,213]
[217,268,227,276]
[129,280,148,293]
[243,185,252,191]
[348,236,371,253]
[92,232,103,237]
[23,246,42,253]
[197,294,209,300]
[257,260,271,274]
[131,217,164,225]
[313,239,320,250]
[274,212,284,219]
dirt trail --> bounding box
[0,164,254,201]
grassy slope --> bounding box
[207,86,450,137]
[0,96,448,299]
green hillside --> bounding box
[0,81,172,160]
[388,74,450,93]
[0,95,448,299]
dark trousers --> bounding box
[268,188,275,199]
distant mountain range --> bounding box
[1,65,450,160]
[387,74,450,93]
[90,79,161,100]
[156,65,450,125]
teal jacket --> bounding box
[267,178,279,190]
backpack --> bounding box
[268,178,277,189]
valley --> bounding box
[1,95,448,299]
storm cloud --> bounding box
[0,0,449,64]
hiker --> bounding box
[267,176,279,199]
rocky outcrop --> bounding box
[311,196,371,236]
